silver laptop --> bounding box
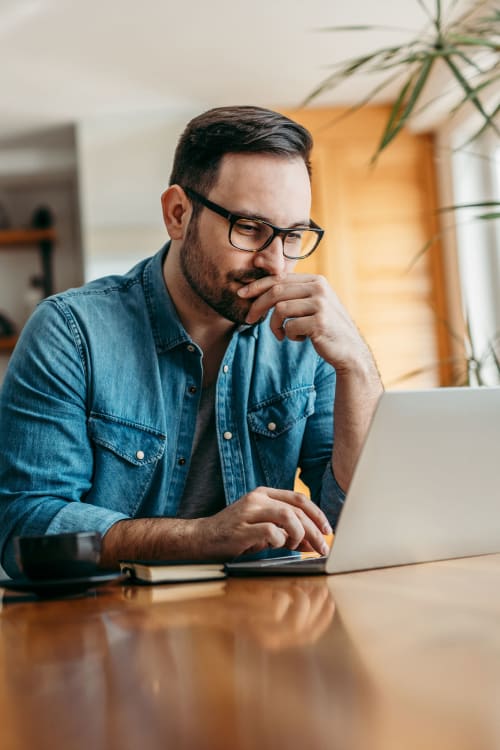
[226,387,500,576]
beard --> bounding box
[179,218,268,325]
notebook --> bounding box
[120,560,226,583]
[225,387,500,576]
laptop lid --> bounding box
[327,386,500,573]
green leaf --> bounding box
[439,201,500,211]
[374,56,434,158]
[450,72,500,115]
[314,71,405,131]
[317,25,418,33]
[447,34,500,50]
[412,65,497,122]
[416,0,435,25]
[477,212,500,220]
[383,69,419,134]
[369,48,447,71]
[452,49,487,75]
[301,46,412,106]
[466,10,500,32]
[406,233,440,271]
[490,335,500,373]
[451,0,493,30]
[457,104,500,149]
[301,55,374,105]
[444,55,500,136]
[303,0,500,166]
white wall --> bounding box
[76,108,199,281]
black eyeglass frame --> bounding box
[183,186,324,260]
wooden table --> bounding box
[1,554,500,750]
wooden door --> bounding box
[281,106,452,388]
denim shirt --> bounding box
[0,245,345,575]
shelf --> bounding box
[0,226,56,299]
[0,335,18,353]
[0,228,56,248]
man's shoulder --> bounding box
[52,255,151,306]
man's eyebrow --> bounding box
[231,209,312,227]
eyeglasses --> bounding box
[184,187,324,260]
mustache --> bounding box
[227,270,269,284]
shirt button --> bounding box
[136,450,145,460]
[178,457,186,466]
[267,422,277,432]
[188,386,197,394]
[186,344,195,353]
[223,431,233,440]
[223,365,229,374]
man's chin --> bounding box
[224,311,266,327]
[215,298,254,326]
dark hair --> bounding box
[169,106,313,200]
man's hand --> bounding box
[238,273,371,372]
[101,487,332,568]
[194,487,332,560]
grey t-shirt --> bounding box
[176,382,226,519]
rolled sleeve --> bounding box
[319,461,346,528]
[0,300,128,576]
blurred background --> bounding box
[0,0,498,387]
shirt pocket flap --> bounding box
[247,386,316,438]
[88,414,166,466]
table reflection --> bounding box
[2,556,500,750]
[117,577,335,650]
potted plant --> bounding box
[304,0,499,385]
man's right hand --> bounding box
[101,487,332,568]
[193,487,332,559]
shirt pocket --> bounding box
[247,386,316,488]
[87,413,166,516]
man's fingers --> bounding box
[239,490,330,555]
[290,506,330,556]
[244,497,308,550]
[237,274,317,299]
[245,490,330,556]
[243,280,317,325]
[219,487,333,558]
[241,523,288,555]
[265,488,332,535]
[268,300,316,338]
[273,315,312,343]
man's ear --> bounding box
[161,185,192,240]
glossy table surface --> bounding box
[1,553,500,750]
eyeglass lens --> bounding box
[230,218,318,258]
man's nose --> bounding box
[252,235,287,276]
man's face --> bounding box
[179,153,312,325]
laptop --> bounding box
[226,387,500,576]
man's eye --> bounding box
[285,231,304,243]
[234,220,263,235]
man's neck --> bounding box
[163,246,235,382]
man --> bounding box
[0,106,382,575]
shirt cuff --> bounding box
[320,461,346,529]
[45,503,129,537]
[3,504,129,577]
